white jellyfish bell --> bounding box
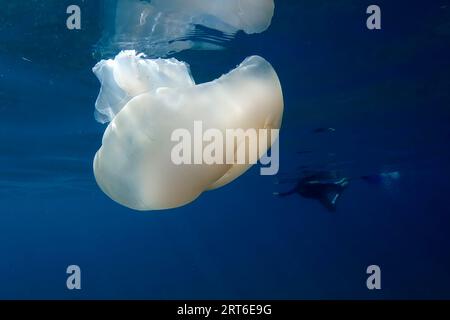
[93,51,283,210]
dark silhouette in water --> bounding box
[361,171,400,186]
[361,174,383,184]
[313,127,336,134]
[274,170,400,212]
[275,172,349,212]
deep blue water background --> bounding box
[1,0,450,299]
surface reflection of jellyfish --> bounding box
[95,0,275,57]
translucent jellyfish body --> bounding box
[93,51,284,210]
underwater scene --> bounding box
[0,0,450,299]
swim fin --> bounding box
[318,179,349,212]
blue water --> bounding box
[0,0,450,299]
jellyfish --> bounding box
[92,51,284,210]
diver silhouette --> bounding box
[275,170,399,212]
[275,172,349,212]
